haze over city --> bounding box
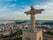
[0,0,53,20]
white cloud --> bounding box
[0,0,53,20]
[0,6,28,20]
[33,1,53,17]
[9,4,16,8]
[35,1,53,9]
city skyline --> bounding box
[0,0,53,20]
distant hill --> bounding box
[15,21,28,24]
[15,20,53,25]
[43,21,53,25]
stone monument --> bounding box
[22,6,44,40]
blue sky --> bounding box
[0,0,53,20]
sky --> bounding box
[0,0,53,20]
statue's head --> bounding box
[31,6,33,8]
[31,6,35,10]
